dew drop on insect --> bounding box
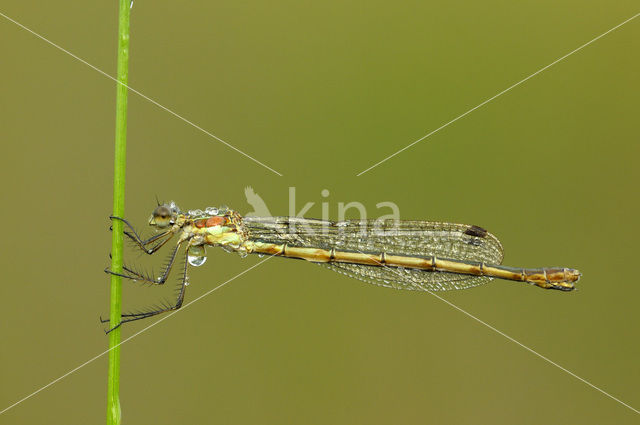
[188,255,207,267]
[187,255,206,266]
[205,207,219,215]
[187,246,207,267]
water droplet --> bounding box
[187,246,207,266]
[205,207,219,215]
[188,255,207,267]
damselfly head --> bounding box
[149,203,178,228]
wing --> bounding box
[320,262,493,291]
[243,217,504,292]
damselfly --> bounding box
[104,202,580,328]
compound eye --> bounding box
[151,205,172,228]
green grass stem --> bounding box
[107,1,130,424]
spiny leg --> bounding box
[102,242,192,333]
[106,241,182,285]
[125,229,174,255]
[110,215,174,254]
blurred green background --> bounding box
[1,1,639,424]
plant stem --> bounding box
[107,1,130,424]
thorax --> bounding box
[179,210,248,250]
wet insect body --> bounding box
[104,202,580,328]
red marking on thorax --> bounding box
[195,216,226,228]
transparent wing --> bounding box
[244,217,504,292]
[244,217,504,263]
[321,262,493,291]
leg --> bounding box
[110,216,174,254]
[105,240,182,285]
[102,242,191,333]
